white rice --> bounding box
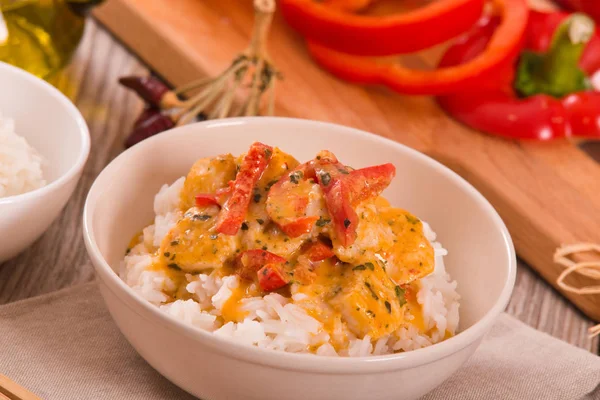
[121,178,460,357]
[0,113,46,198]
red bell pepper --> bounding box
[236,249,286,281]
[304,240,336,262]
[303,0,529,95]
[438,11,600,140]
[265,161,318,237]
[216,143,273,234]
[280,0,485,56]
[195,194,220,208]
[315,158,395,247]
[258,263,290,292]
[554,0,600,24]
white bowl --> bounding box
[0,62,90,262]
[83,118,516,400]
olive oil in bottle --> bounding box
[0,0,102,79]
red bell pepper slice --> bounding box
[265,161,318,237]
[438,10,600,140]
[554,0,600,25]
[236,249,286,281]
[280,0,484,56]
[345,164,397,205]
[195,194,221,208]
[316,158,396,247]
[258,263,290,291]
[304,0,528,95]
[304,241,335,262]
[215,143,273,235]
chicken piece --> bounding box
[180,154,237,210]
[329,262,405,340]
[265,162,325,238]
[379,206,434,285]
[333,201,396,264]
[333,198,434,285]
[159,206,238,273]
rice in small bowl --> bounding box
[84,118,516,400]
[0,113,46,198]
[0,62,89,262]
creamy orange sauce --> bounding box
[126,146,440,347]
[220,280,259,322]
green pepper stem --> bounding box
[514,13,595,98]
[542,13,594,88]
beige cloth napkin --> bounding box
[0,283,598,400]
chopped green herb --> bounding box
[253,193,262,203]
[171,254,176,260]
[385,301,392,314]
[320,172,331,186]
[262,268,268,276]
[265,148,272,158]
[338,168,349,175]
[365,282,379,300]
[352,265,366,271]
[343,218,351,228]
[405,215,420,224]
[262,245,268,250]
[193,214,211,221]
[316,216,331,227]
[256,218,265,225]
[395,285,407,307]
[265,179,279,192]
[317,155,321,160]
[366,310,376,318]
[210,234,218,240]
[164,252,171,258]
[365,262,374,271]
[289,171,303,184]
[241,222,249,231]
[167,263,181,271]
[170,240,179,246]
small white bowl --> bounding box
[83,118,516,400]
[0,62,90,262]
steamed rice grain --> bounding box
[121,177,461,357]
[0,113,46,198]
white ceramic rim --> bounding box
[0,61,91,205]
[83,117,516,374]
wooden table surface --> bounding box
[0,19,598,355]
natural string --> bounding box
[554,244,600,338]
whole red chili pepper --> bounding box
[125,111,175,148]
[438,10,600,140]
[119,76,171,108]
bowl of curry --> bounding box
[83,117,516,400]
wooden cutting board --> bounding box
[93,0,600,321]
